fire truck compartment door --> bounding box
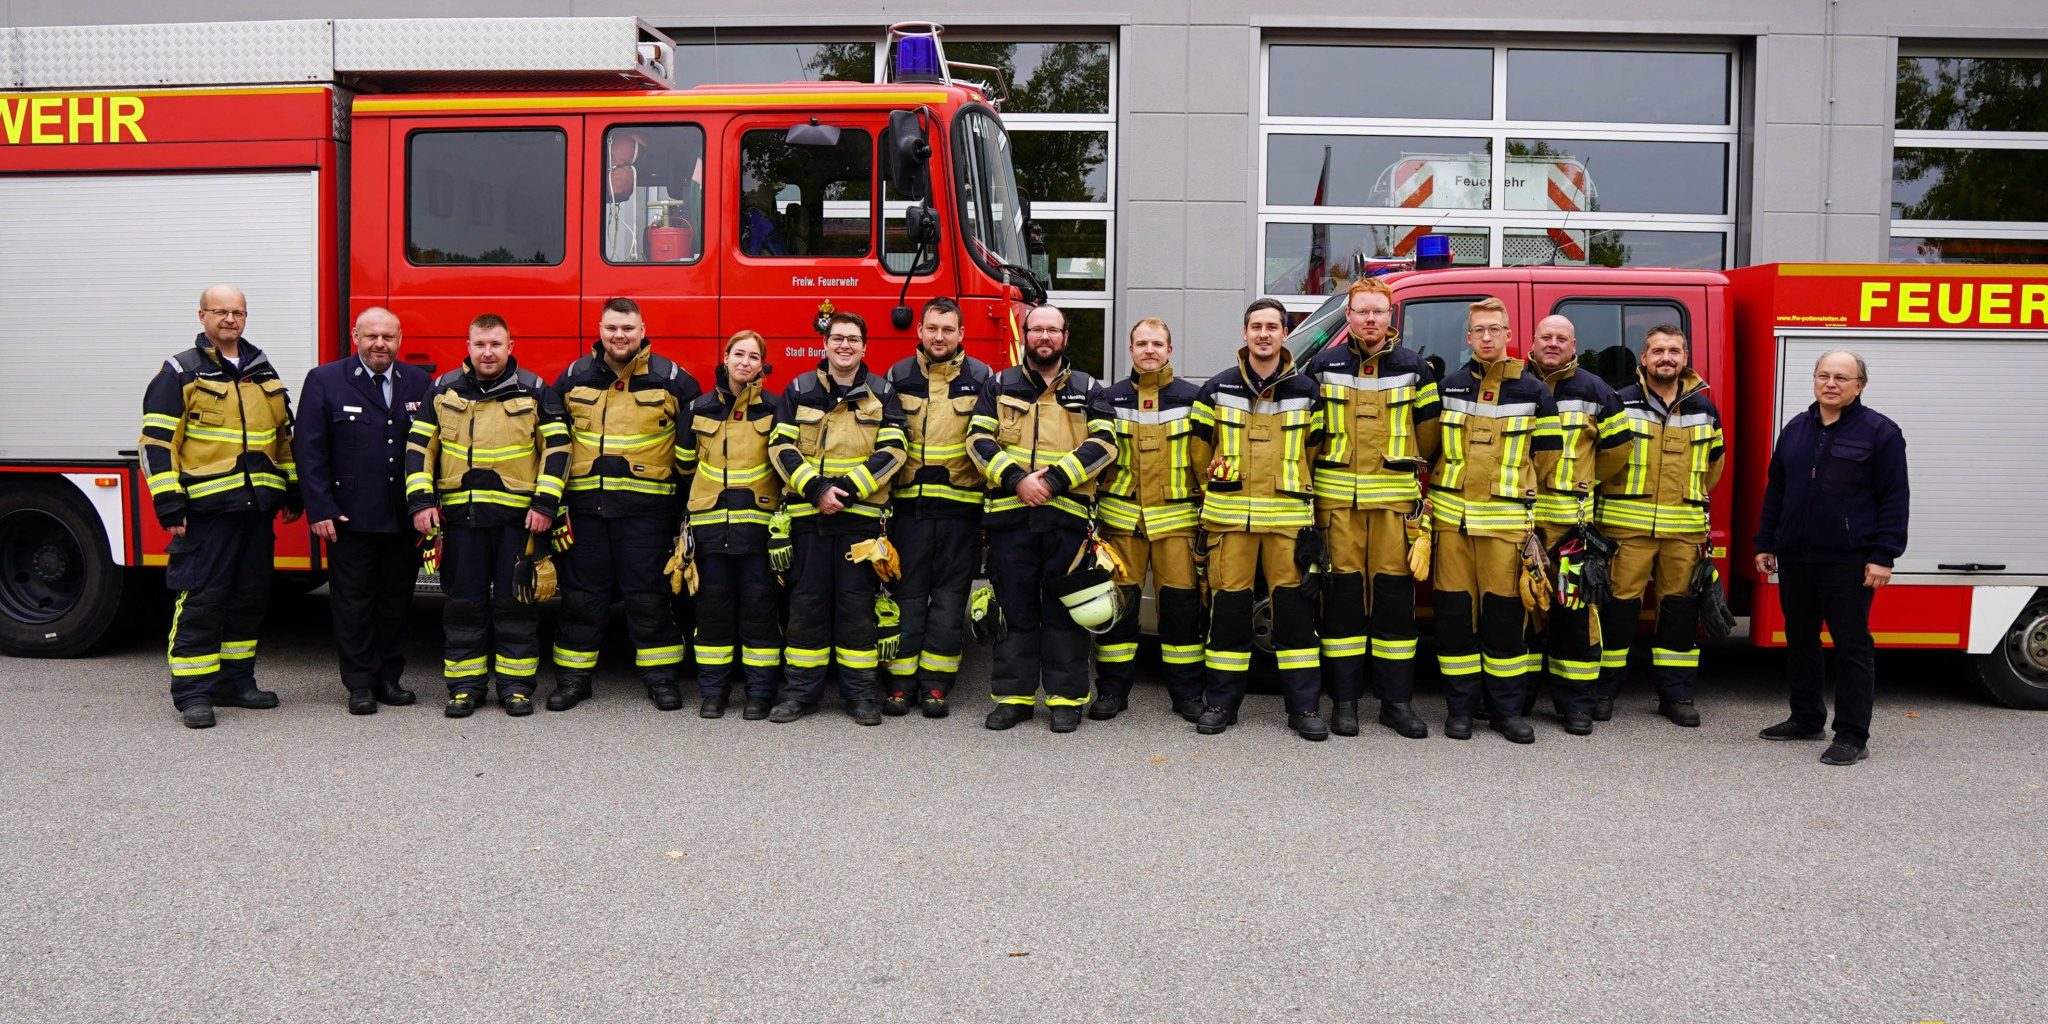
[0,171,320,462]
[1775,330,2048,577]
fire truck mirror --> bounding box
[784,120,843,148]
[885,108,932,201]
[904,204,938,245]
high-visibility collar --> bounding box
[1346,330,1397,362]
[1636,366,1708,415]
[1236,346,1298,393]
[1131,364,1175,389]
[1462,355,1526,389]
[812,360,876,400]
[916,347,966,381]
[462,356,525,395]
[1536,360,1578,388]
[589,340,653,383]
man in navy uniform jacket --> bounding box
[297,307,434,714]
[1754,349,1909,767]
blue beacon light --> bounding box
[896,34,943,83]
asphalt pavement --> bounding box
[2,591,2042,1024]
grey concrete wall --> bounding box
[11,0,2046,369]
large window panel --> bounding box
[1266,45,1492,120]
[938,42,1111,114]
[1504,228,1726,270]
[1890,235,2048,264]
[1265,135,1492,209]
[1504,139,1728,215]
[1030,218,1108,292]
[602,124,706,265]
[1507,50,1731,125]
[667,42,874,89]
[1012,130,1110,204]
[1896,56,2048,133]
[737,128,873,259]
[407,129,566,266]
[1892,147,2048,223]
[1264,223,1489,295]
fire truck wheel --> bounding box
[1977,591,2048,711]
[0,481,126,658]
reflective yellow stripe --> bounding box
[566,476,677,495]
[1600,647,1630,669]
[218,639,257,661]
[1650,647,1700,667]
[785,647,829,669]
[1548,657,1601,681]
[993,694,1037,705]
[1437,652,1482,676]
[552,647,600,669]
[497,656,539,678]
[1371,637,1418,660]
[1205,649,1251,672]
[635,645,686,667]
[147,472,182,492]
[1484,652,1538,676]
[917,650,960,673]
[1160,643,1204,665]
[694,645,735,666]
[1096,642,1138,664]
[1320,635,1368,658]
[1045,694,1091,707]
[573,427,674,448]
[444,657,488,678]
[741,646,782,667]
[887,657,919,677]
[1273,647,1320,671]
[834,647,878,670]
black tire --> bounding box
[1976,591,2048,710]
[0,481,126,658]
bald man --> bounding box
[297,307,434,714]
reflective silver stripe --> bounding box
[1625,409,1716,429]
[1556,398,1603,416]
[1318,370,1423,392]
[1212,392,1317,414]
[1110,405,1194,425]
[1441,396,1538,418]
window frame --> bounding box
[1890,46,2048,261]
[403,126,571,269]
[733,124,878,262]
[599,122,709,268]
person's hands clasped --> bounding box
[1015,468,1054,507]
[1864,563,1891,589]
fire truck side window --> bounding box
[738,128,873,259]
[1394,297,1493,383]
[406,129,567,266]
[602,125,706,265]
[1551,299,1688,390]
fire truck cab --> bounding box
[0,18,1037,657]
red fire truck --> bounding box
[1286,259,2048,709]
[0,18,1039,657]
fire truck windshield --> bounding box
[953,107,1034,291]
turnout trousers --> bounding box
[693,550,782,701]
[987,523,1093,708]
[1534,522,1599,718]
[885,511,979,697]
[164,510,273,710]
[1203,529,1321,716]
[1598,532,1702,704]
[326,530,420,696]
[780,527,881,707]
[1316,506,1420,704]
[440,523,538,698]
[1094,527,1205,708]
[551,513,686,688]
[1432,528,1533,718]
[1777,560,1877,747]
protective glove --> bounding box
[967,579,1003,644]
[768,509,793,574]
[418,528,442,576]
[664,530,689,595]
[550,514,574,554]
[1404,503,1432,582]
[1092,537,1129,581]
[1206,454,1239,484]
[875,592,902,663]
[1519,533,1553,615]
[846,537,902,582]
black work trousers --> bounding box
[440,524,537,697]
[326,530,419,695]
[885,511,979,695]
[552,512,686,687]
[987,522,1093,707]
[780,528,881,706]
[1778,560,1877,747]
[694,550,782,700]
[164,511,273,710]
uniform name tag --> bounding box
[343,405,363,413]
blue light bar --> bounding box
[896,34,942,83]
[1415,233,1454,270]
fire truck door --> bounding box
[581,118,720,384]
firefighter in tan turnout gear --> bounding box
[139,285,302,729]
[1301,277,1440,740]
[1429,298,1563,744]
[1527,314,1633,735]
[1594,325,1726,728]
[1192,299,1330,742]
[1088,317,1210,722]
[883,297,994,717]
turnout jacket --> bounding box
[1430,356,1563,541]
[1755,397,1909,568]
[1091,364,1208,537]
[404,358,570,529]
[967,359,1117,529]
[1532,361,1632,528]
[1193,348,1324,534]
[553,343,702,518]
[1303,332,1441,511]
[770,361,907,534]
[887,348,994,516]
[678,368,782,551]
[139,334,298,528]
[1596,368,1725,539]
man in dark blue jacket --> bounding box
[297,307,433,715]
[1754,350,1909,766]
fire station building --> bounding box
[6,0,2045,373]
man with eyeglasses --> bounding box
[767,311,907,726]
[1428,298,1562,744]
[1593,324,1725,728]
[1754,351,1909,766]
[139,286,303,729]
[967,304,1117,734]
[295,306,433,715]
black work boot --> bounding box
[742,696,774,721]
[501,692,535,717]
[699,691,729,719]
[768,700,817,724]
[648,682,685,712]
[1659,699,1702,728]
[1049,706,1083,733]
[1329,700,1361,737]
[1592,696,1616,721]
[1564,713,1594,736]
[546,677,590,712]
[849,699,883,726]
[1195,705,1238,735]
[1378,701,1429,739]
[1087,694,1126,721]
[348,690,378,716]
[1172,698,1207,723]
[372,679,417,706]
[1760,719,1824,741]
[1491,714,1535,744]
[1289,712,1330,742]
[984,703,1035,730]
[212,681,279,710]
[921,688,951,719]
[882,690,915,716]
[180,702,216,729]
[1444,715,1473,740]
[444,691,481,718]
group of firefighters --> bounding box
[142,278,1726,743]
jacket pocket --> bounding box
[1820,439,1872,490]
[996,395,1032,446]
[794,405,827,456]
